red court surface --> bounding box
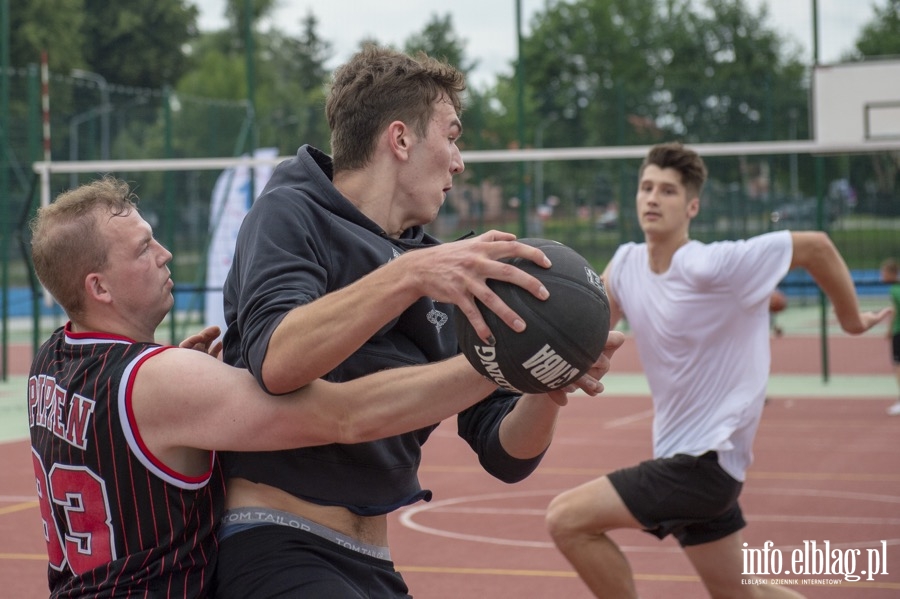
[390,394,900,598]
[2,333,899,597]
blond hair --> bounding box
[30,177,138,316]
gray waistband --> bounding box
[220,507,391,561]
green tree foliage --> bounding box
[10,0,196,87]
[224,0,278,44]
[854,0,900,58]
[7,0,85,164]
[7,0,895,213]
[81,0,199,87]
[258,12,333,152]
[849,0,900,203]
[403,13,478,77]
[519,0,806,147]
[8,0,199,171]
[179,34,249,102]
[477,0,810,216]
[172,6,332,156]
[10,0,85,73]
[656,0,806,142]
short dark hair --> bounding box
[640,142,708,199]
[326,44,466,171]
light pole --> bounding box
[70,68,110,160]
[533,113,558,207]
[515,0,527,236]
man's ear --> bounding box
[687,195,700,218]
[387,120,411,159]
[85,273,112,305]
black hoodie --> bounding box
[220,145,545,516]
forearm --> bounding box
[340,356,497,443]
[263,260,422,393]
[497,393,560,459]
[791,232,864,333]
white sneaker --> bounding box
[887,402,900,416]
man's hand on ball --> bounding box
[553,330,626,404]
[401,230,551,344]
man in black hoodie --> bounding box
[215,45,624,598]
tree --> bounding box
[255,12,333,152]
[492,0,810,217]
[654,0,807,143]
[81,0,199,87]
[10,0,85,73]
[11,0,196,87]
[853,0,900,58]
[224,0,278,44]
[404,13,478,77]
[174,5,332,155]
[654,0,809,205]
[849,0,900,209]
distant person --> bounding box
[597,200,619,230]
[546,142,891,599]
[27,177,565,598]
[882,258,900,415]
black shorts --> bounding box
[892,332,900,364]
[607,451,745,547]
[214,525,411,599]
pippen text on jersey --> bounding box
[28,374,96,450]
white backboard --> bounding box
[812,59,900,147]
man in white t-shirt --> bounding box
[545,142,891,599]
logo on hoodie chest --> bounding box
[387,245,447,332]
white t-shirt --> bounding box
[608,230,793,481]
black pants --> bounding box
[213,525,411,598]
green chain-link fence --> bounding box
[2,67,899,378]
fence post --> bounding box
[0,0,11,380]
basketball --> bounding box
[455,238,611,394]
[769,290,787,313]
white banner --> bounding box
[205,147,279,333]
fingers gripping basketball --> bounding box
[455,239,611,394]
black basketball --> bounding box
[455,238,611,394]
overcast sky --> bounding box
[194,0,878,88]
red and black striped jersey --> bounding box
[28,324,225,598]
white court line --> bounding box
[428,506,900,526]
[602,409,653,429]
[0,495,36,503]
[398,488,900,552]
